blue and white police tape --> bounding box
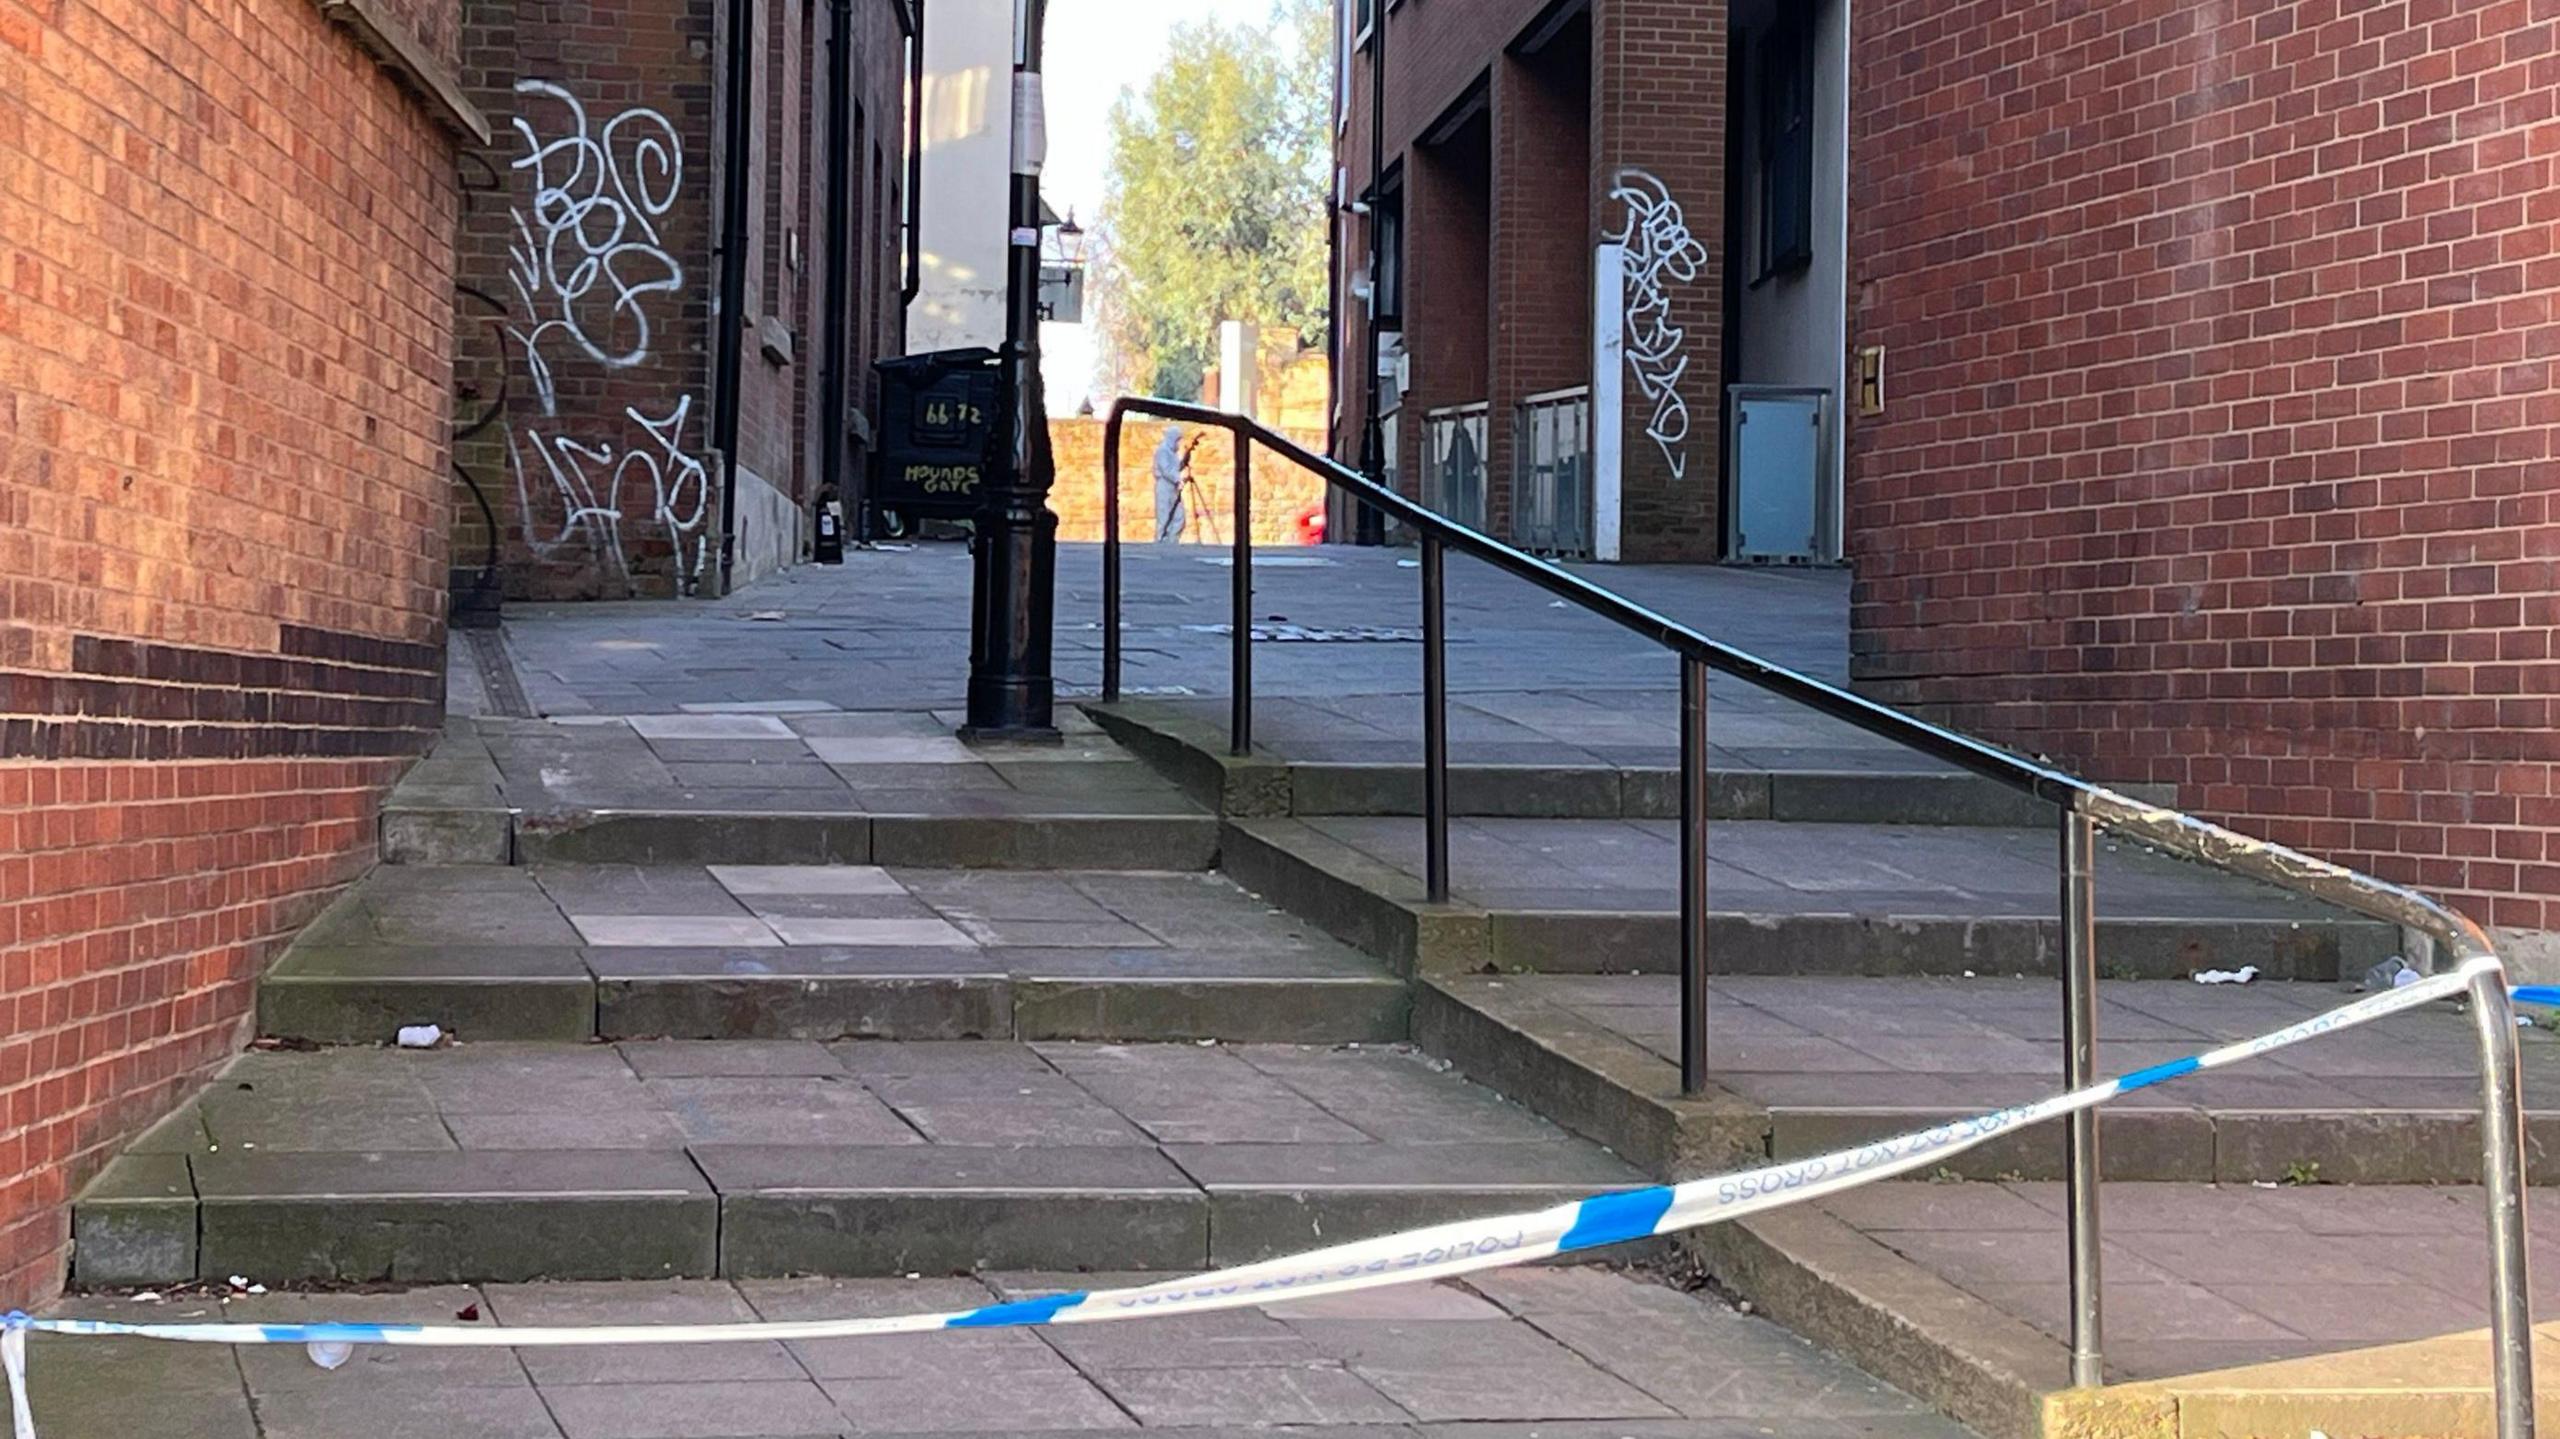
[0,956,2506,1439]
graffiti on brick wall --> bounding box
[1607,170,1710,480]
[500,79,710,589]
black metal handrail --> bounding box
[1097,394,2529,1418]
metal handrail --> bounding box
[1098,395,2531,1431]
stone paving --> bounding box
[1292,816,2370,926]
[13,1268,1980,1438]
[1796,1179,2548,1384]
[262,862,1407,1046]
[429,706,1203,820]
[1437,972,2560,1184]
[79,1038,1646,1288]
[80,542,2541,1436]
[487,543,1864,753]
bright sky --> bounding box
[1042,0,1286,225]
[1039,0,1295,413]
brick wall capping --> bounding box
[315,0,492,144]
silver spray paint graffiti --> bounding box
[503,79,710,589]
[1606,171,1710,481]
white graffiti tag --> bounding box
[507,399,710,587]
[501,79,708,590]
[509,80,685,402]
[1606,171,1710,480]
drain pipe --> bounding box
[820,0,855,536]
[711,0,756,595]
[902,0,924,308]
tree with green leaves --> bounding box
[1095,0,1332,402]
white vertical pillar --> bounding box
[1591,243,1626,563]
[1219,320,1261,419]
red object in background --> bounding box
[1294,504,1326,546]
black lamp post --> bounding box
[1353,0,1387,545]
[963,0,1061,740]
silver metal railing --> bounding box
[1514,386,1593,559]
[1421,402,1489,531]
[1098,396,2533,1432]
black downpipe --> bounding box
[711,0,756,595]
[1353,3,1387,545]
[902,0,925,306]
[820,0,854,541]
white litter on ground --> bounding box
[2193,966,2260,986]
[396,1025,444,1049]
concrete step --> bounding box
[263,864,1407,1046]
[1223,816,2394,982]
[1412,972,2560,1186]
[1681,1179,2560,1439]
[384,712,1221,869]
[71,1039,1645,1289]
[513,811,1222,869]
[1090,699,2095,827]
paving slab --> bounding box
[190,1149,720,1284]
[1241,815,2391,981]
[27,1266,1989,1438]
[75,1039,1632,1287]
[260,864,1404,1045]
[1416,971,2560,1185]
[1680,1178,2560,1439]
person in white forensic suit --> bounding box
[1152,424,1188,544]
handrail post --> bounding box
[2062,811,2104,1390]
[2469,965,2537,1439]
[1680,658,1710,1095]
[1230,430,1252,755]
[1421,534,1450,903]
[1103,410,1123,703]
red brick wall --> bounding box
[1336,0,1725,560]
[1846,0,2560,944]
[1401,114,1492,507]
[0,0,459,1305]
[1491,30,1595,540]
[1047,419,1329,545]
[453,0,722,599]
[452,0,908,600]
[1594,0,1726,562]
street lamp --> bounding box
[963,0,1060,740]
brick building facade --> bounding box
[450,0,915,602]
[1339,0,2560,958]
[0,0,474,1305]
[1845,0,2560,960]
[1333,0,1734,563]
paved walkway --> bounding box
[475,543,1884,767]
[1294,815,2368,924]
[1467,973,2560,1183]
[15,1268,1977,1438]
[423,708,1205,823]
[1805,1179,2546,1385]
[90,1038,1646,1289]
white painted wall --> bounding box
[1732,0,1850,558]
[912,0,1016,353]
[726,462,805,592]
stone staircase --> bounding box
[69,714,1644,1293]
[60,679,2539,1439]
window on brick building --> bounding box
[1354,0,1372,46]
[1758,14,1815,279]
[1371,179,1404,327]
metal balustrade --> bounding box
[1098,396,2535,1432]
[1421,401,1489,531]
[1514,386,1593,559]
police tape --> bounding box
[0,957,2511,1439]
